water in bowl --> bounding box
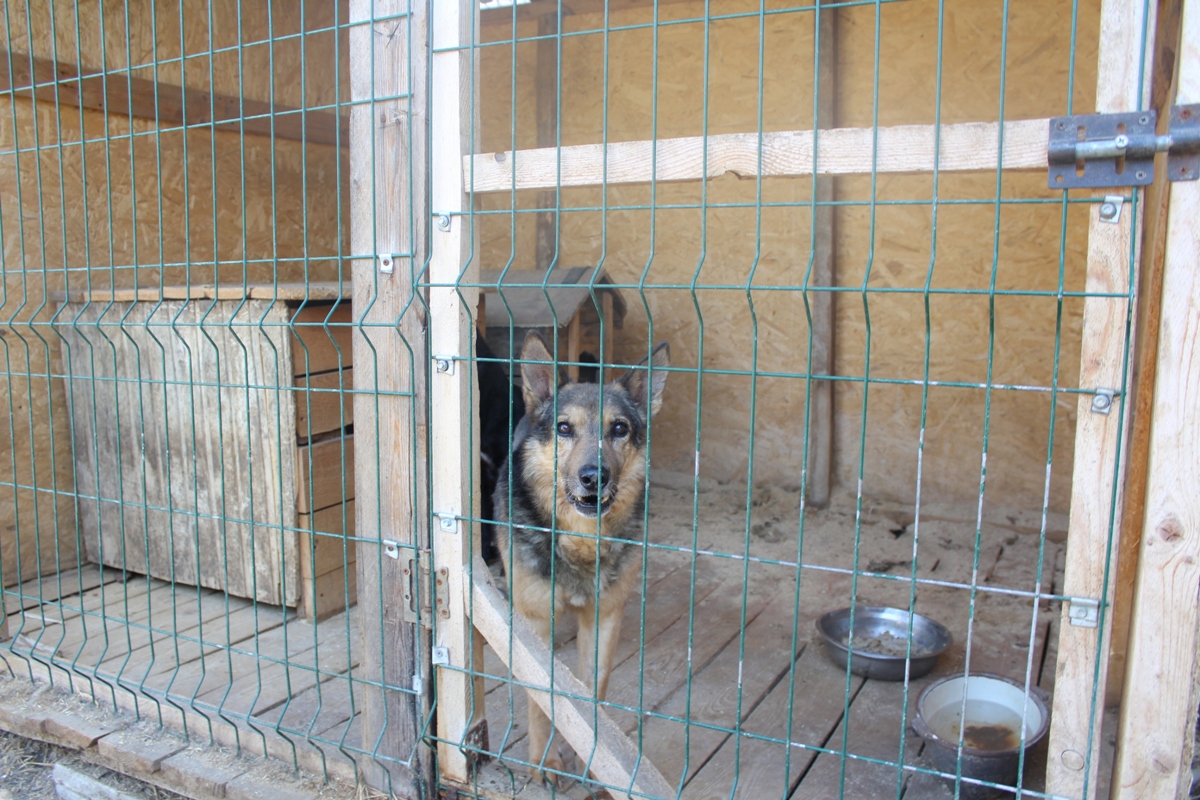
[927,699,1029,751]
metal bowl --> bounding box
[816,606,952,681]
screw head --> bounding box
[436,214,451,231]
[1136,170,1147,180]
[1114,134,1129,148]
[1092,393,1111,410]
[1139,114,1150,125]
[1099,202,1116,218]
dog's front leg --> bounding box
[523,612,567,786]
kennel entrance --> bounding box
[410,1,1189,799]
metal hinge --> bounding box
[1047,105,1200,188]
[402,551,434,629]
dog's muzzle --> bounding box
[570,464,614,517]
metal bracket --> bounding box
[432,646,450,665]
[1098,195,1123,224]
[436,512,458,532]
[378,254,394,274]
[401,553,433,629]
[1067,597,1100,628]
[383,539,400,559]
[1168,104,1200,181]
[1090,388,1117,415]
[434,356,455,375]
[1048,106,1200,188]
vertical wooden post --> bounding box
[535,12,559,274]
[807,0,836,509]
[348,0,432,794]
[1105,0,1183,707]
[430,0,488,785]
[1112,0,1200,796]
[1045,1,1157,797]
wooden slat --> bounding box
[431,0,489,784]
[466,118,1050,194]
[49,282,351,305]
[1046,0,1159,796]
[295,370,355,439]
[296,435,356,513]
[0,50,348,148]
[1111,0,1200,796]
[58,300,299,607]
[291,303,353,378]
[299,501,358,581]
[1106,0,1186,707]
[348,0,430,792]
[471,564,674,800]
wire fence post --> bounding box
[349,0,433,794]
[1112,0,1200,795]
[1045,0,1159,796]
[430,0,488,785]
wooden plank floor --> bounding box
[1,487,1104,799]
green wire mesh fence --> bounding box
[0,0,1163,799]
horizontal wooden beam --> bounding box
[469,559,674,800]
[0,50,348,148]
[466,118,1050,193]
[481,0,698,25]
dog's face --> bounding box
[518,333,670,528]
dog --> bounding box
[493,331,670,783]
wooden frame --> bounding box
[431,0,490,784]
[1045,1,1159,797]
[348,0,432,793]
[1111,0,1200,796]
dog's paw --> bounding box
[532,752,566,788]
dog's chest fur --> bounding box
[494,417,645,609]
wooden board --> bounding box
[57,300,299,607]
[299,500,358,622]
[296,435,356,514]
[49,283,352,305]
[467,118,1050,193]
[1045,0,1158,796]
[348,0,432,791]
[295,370,354,438]
[0,50,348,148]
[1110,1,1200,796]
[290,303,353,377]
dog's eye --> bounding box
[611,420,630,437]
[556,421,572,436]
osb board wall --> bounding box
[477,0,1101,514]
[0,1,348,587]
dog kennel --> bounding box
[1,1,1198,799]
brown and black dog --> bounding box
[493,331,670,782]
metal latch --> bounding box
[1047,105,1200,188]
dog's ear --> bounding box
[520,331,556,412]
[619,341,670,417]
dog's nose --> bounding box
[578,464,611,492]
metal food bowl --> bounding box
[912,673,1051,799]
[816,606,952,681]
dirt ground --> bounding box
[0,728,187,800]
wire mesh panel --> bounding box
[0,1,430,793]
[431,1,1160,799]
